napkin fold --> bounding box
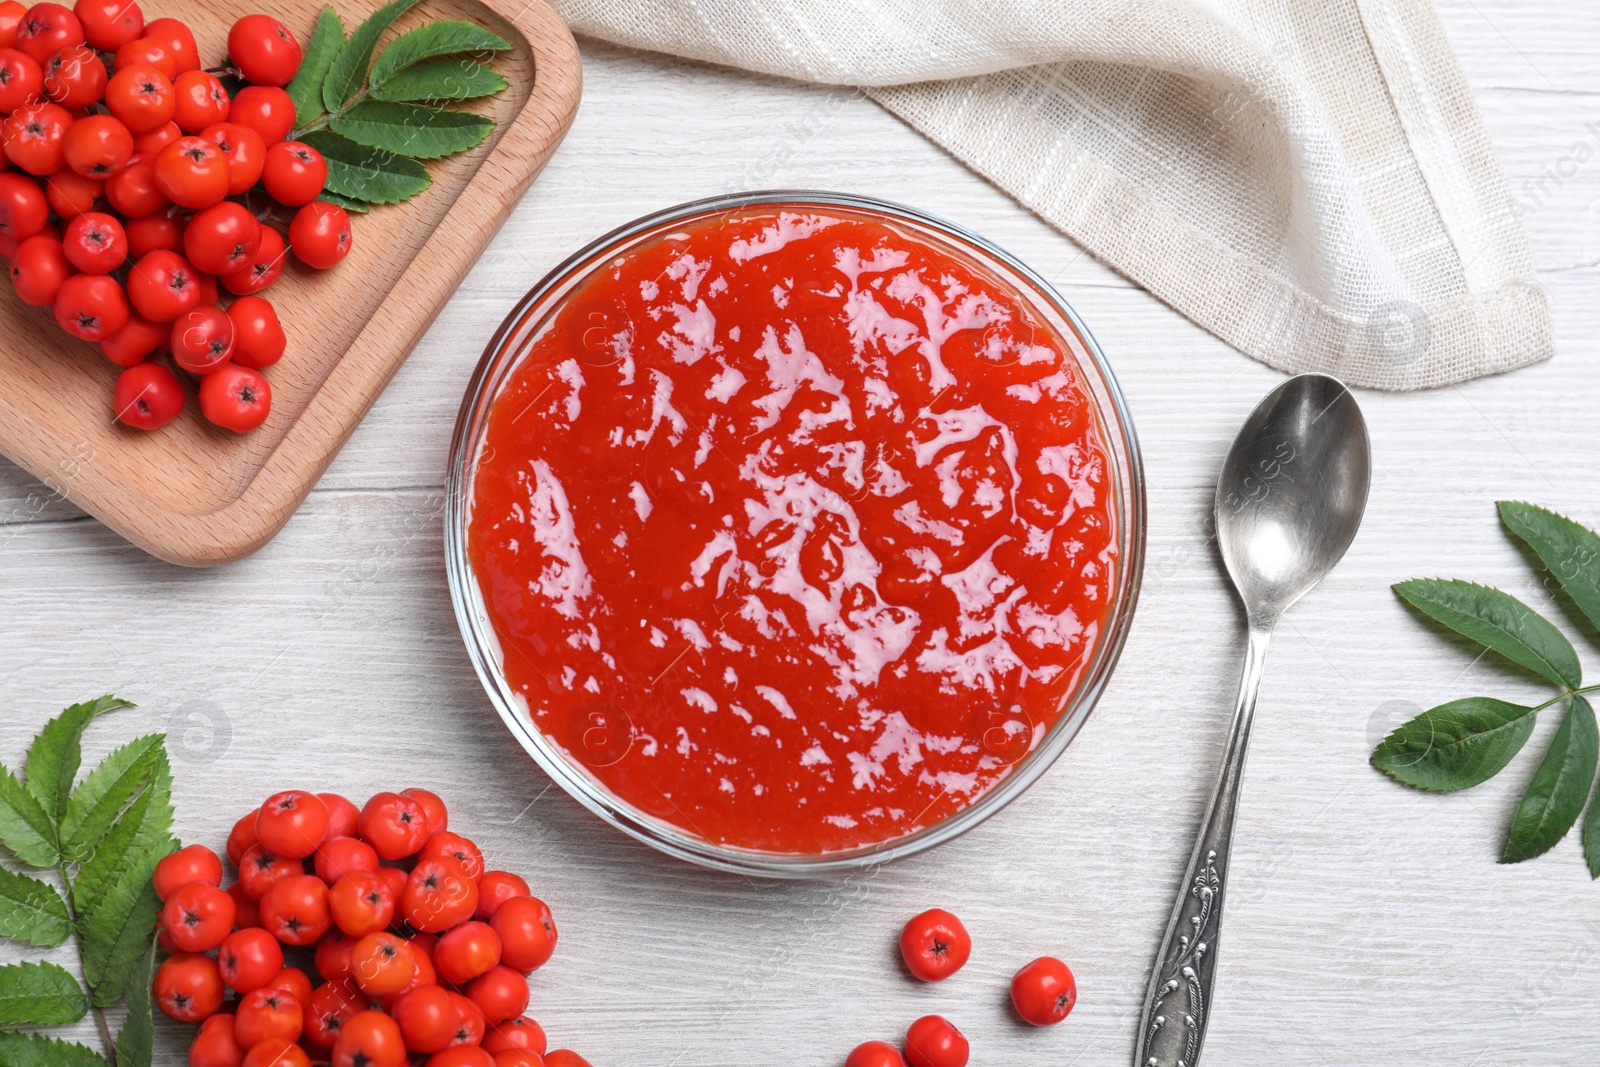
[550,0,1551,390]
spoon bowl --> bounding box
[1216,373,1371,622]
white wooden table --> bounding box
[4,2,1600,1062]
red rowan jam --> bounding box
[467,206,1120,853]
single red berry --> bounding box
[228,14,301,86]
[126,247,199,321]
[14,2,82,65]
[483,1016,547,1057]
[104,152,168,217]
[161,881,236,953]
[170,304,234,374]
[152,844,223,901]
[141,16,196,73]
[473,871,530,921]
[61,113,134,180]
[100,311,165,367]
[8,233,68,306]
[358,792,431,860]
[62,209,126,274]
[313,834,379,885]
[489,896,556,973]
[46,169,100,217]
[243,1039,310,1067]
[1010,955,1077,1026]
[131,118,179,155]
[0,45,43,111]
[200,119,264,195]
[237,841,303,902]
[261,139,325,206]
[73,0,142,51]
[899,909,972,982]
[419,831,484,879]
[391,985,457,1055]
[434,921,501,986]
[0,170,47,238]
[288,199,351,269]
[105,62,174,134]
[256,790,331,859]
[319,792,362,838]
[327,869,395,938]
[3,99,71,175]
[402,857,479,933]
[113,34,172,77]
[153,134,227,209]
[172,69,230,133]
[199,360,272,433]
[53,272,129,341]
[188,1012,246,1067]
[305,978,365,1050]
[350,932,416,998]
[112,361,182,429]
[430,1048,496,1067]
[227,810,260,865]
[845,1041,907,1067]
[228,84,294,143]
[219,926,286,994]
[903,1015,968,1067]
[154,952,224,1023]
[235,985,305,1048]
[124,209,180,258]
[41,41,104,109]
[258,873,332,946]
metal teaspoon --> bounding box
[1134,373,1371,1067]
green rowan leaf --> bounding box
[0,1031,108,1066]
[60,735,164,862]
[1372,697,1538,792]
[24,695,133,823]
[0,866,70,947]
[1499,501,1600,638]
[0,765,60,868]
[288,6,346,128]
[1503,696,1599,863]
[0,961,87,1027]
[73,762,171,913]
[368,58,507,102]
[369,20,509,90]
[1395,579,1582,688]
[331,101,493,159]
[77,759,172,1007]
[322,0,424,114]
[301,130,431,204]
[113,949,154,1067]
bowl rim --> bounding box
[444,189,1147,878]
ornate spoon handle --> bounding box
[1133,622,1274,1067]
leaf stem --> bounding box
[1533,683,1600,715]
[290,85,372,141]
[57,861,116,1065]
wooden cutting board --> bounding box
[0,0,581,566]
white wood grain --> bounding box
[5,2,1600,1062]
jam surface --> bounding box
[468,206,1119,853]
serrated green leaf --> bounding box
[1503,696,1599,863]
[0,765,60,868]
[318,191,370,213]
[73,761,171,913]
[331,101,493,160]
[1499,501,1600,638]
[369,20,509,90]
[288,6,346,129]
[0,961,87,1027]
[25,696,133,824]
[113,948,154,1067]
[322,0,424,114]
[301,130,431,204]
[1372,697,1538,792]
[59,735,164,862]
[0,866,70,947]
[369,58,507,102]
[0,1031,108,1066]
[1395,579,1582,689]
[78,760,171,1007]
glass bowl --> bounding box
[445,191,1146,877]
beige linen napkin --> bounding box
[548,0,1551,390]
